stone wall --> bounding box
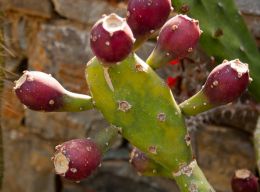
[0,0,260,192]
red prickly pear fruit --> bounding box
[126,0,172,38]
[203,59,250,105]
[14,71,92,112]
[231,169,259,192]
[90,13,135,64]
[53,138,102,181]
[157,14,201,58]
[14,71,65,111]
[167,76,177,88]
[179,59,250,116]
[147,14,201,68]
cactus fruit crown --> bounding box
[235,169,251,179]
[13,0,252,191]
[90,14,135,64]
[53,138,102,181]
[102,14,134,40]
[54,152,69,175]
[231,169,259,192]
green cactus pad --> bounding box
[86,54,214,191]
[86,54,191,170]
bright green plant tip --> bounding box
[86,54,192,171]
[179,90,214,116]
[62,92,94,112]
[93,126,119,154]
[172,0,260,101]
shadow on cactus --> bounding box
[13,0,252,191]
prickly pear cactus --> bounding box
[172,0,260,101]
[12,1,253,191]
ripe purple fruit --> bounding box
[203,59,250,105]
[14,71,92,112]
[127,0,172,38]
[231,169,258,192]
[90,13,135,64]
[53,138,102,181]
[147,14,201,68]
[180,59,250,116]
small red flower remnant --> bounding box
[169,59,180,66]
[167,76,177,88]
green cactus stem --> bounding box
[130,148,214,191]
[86,54,214,191]
[93,125,119,153]
[172,0,260,101]
[179,90,214,116]
[61,92,94,112]
[129,148,213,192]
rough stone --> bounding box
[62,161,179,192]
[25,109,107,140]
[2,119,55,192]
[243,15,260,39]
[1,0,53,18]
[235,0,260,16]
[194,125,255,192]
[52,0,126,25]
[136,41,155,60]
[2,83,25,129]
[28,21,93,92]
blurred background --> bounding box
[0,0,259,191]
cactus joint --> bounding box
[173,160,196,177]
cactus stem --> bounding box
[93,125,118,153]
[146,49,172,69]
[173,160,215,192]
[179,90,214,116]
[172,160,196,177]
